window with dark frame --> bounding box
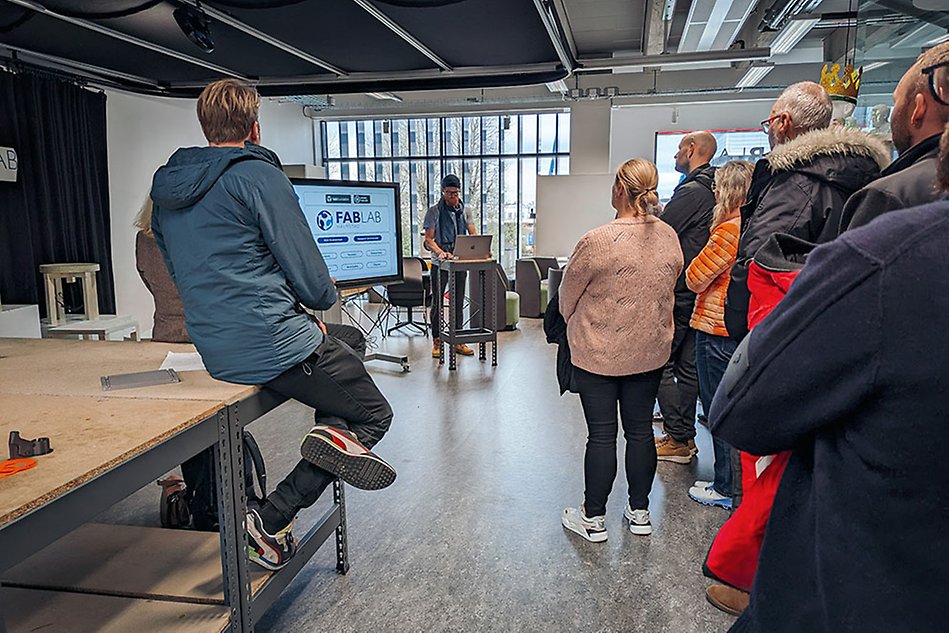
[321,112,571,272]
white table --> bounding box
[46,314,138,341]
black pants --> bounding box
[574,365,663,516]
[262,335,393,522]
[657,326,699,442]
[430,264,466,340]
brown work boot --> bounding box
[454,343,475,356]
[432,339,441,359]
[656,435,693,464]
[705,584,749,616]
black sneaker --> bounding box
[300,425,397,490]
[246,508,295,571]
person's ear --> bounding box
[247,120,261,144]
[910,92,927,129]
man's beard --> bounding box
[890,110,912,155]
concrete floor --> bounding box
[103,317,736,632]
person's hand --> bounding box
[315,318,327,334]
[439,251,452,260]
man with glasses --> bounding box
[828,42,949,237]
[423,174,479,359]
[723,81,889,341]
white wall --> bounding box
[609,97,774,167]
[569,101,612,174]
[106,91,314,338]
[535,173,615,256]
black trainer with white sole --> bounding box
[300,425,396,490]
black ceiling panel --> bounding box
[0,0,568,96]
[372,0,559,67]
[205,0,440,72]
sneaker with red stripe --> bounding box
[246,508,295,571]
[300,425,396,490]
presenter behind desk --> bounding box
[423,174,481,359]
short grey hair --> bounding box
[773,81,833,132]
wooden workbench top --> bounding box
[0,338,257,402]
[0,394,224,527]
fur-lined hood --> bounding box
[768,126,892,173]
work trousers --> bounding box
[574,365,663,516]
[430,264,467,340]
[657,326,699,442]
[263,335,393,522]
[695,331,738,497]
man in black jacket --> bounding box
[724,81,890,340]
[655,131,717,463]
[708,128,949,633]
[827,42,949,237]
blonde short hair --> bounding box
[615,158,660,216]
[711,160,754,228]
[196,79,260,144]
[134,197,153,236]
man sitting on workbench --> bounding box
[150,79,397,571]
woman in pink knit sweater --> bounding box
[559,158,682,542]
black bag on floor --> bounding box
[163,430,267,531]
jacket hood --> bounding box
[767,126,892,175]
[754,233,818,273]
[150,145,279,210]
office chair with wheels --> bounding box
[386,257,429,335]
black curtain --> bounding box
[0,69,115,318]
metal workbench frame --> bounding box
[0,387,348,633]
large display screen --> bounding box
[654,128,769,203]
[292,178,403,288]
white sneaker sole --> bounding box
[561,515,608,543]
[623,509,652,536]
[657,454,693,464]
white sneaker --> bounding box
[562,505,607,542]
[688,484,733,510]
[693,480,713,489]
[623,505,652,535]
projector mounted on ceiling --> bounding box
[174,4,214,53]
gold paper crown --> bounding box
[820,63,862,103]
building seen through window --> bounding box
[322,112,571,271]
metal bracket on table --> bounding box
[364,352,410,372]
[217,405,252,632]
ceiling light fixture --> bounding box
[173,4,214,53]
[861,61,889,72]
[736,64,774,89]
[926,33,949,46]
[770,17,819,55]
[365,91,403,102]
[545,79,568,93]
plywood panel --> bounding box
[2,523,270,602]
[1,587,230,633]
[0,338,257,402]
[0,395,223,527]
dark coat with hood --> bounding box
[827,133,940,238]
[724,126,891,338]
[150,144,337,385]
[712,199,949,633]
[659,163,716,328]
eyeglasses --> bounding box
[442,189,461,197]
[922,60,949,107]
[760,115,781,134]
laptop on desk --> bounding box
[452,235,493,261]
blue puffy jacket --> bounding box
[150,145,336,384]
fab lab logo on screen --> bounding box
[316,209,333,230]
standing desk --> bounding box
[432,259,499,370]
[0,338,348,632]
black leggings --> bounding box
[573,365,663,516]
[263,335,393,522]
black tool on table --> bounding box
[8,431,53,459]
